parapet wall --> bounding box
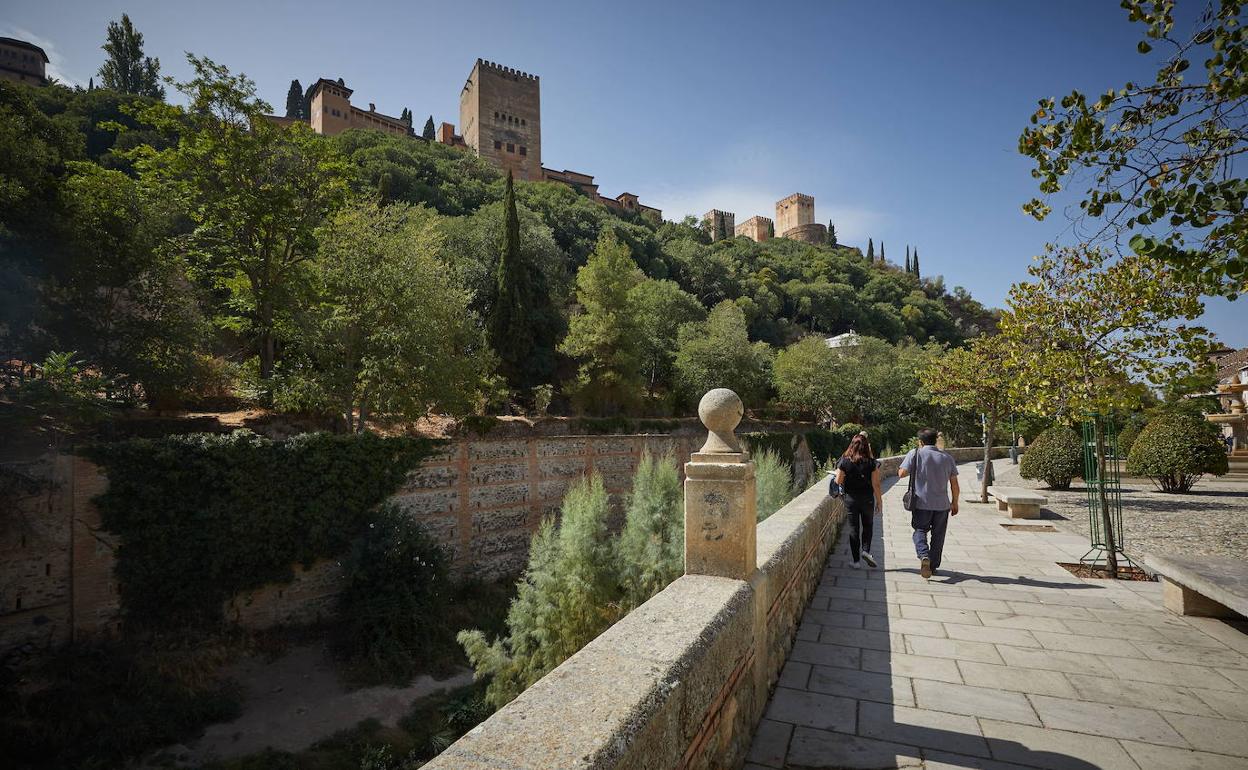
[425,446,1013,770]
[427,469,845,770]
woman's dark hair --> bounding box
[842,433,875,463]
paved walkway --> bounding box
[747,459,1248,770]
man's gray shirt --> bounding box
[899,446,958,511]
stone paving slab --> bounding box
[749,459,1248,769]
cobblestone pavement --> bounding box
[747,459,1248,770]
[992,461,1248,564]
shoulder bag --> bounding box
[902,449,921,511]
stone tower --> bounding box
[775,193,827,245]
[459,59,542,181]
[775,193,815,235]
[704,209,736,242]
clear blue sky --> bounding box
[5,0,1243,345]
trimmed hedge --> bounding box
[1126,413,1228,492]
[84,430,436,629]
[1019,425,1082,490]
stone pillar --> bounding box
[684,389,757,580]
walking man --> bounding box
[898,428,959,579]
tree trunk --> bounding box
[981,416,996,504]
[1093,420,1119,578]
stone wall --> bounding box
[0,433,706,649]
[426,464,844,770]
[424,446,1014,770]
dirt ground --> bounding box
[149,642,472,767]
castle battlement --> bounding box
[477,58,539,82]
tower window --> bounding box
[494,111,498,118]
[507,143,515,153]
[521,119,526,126]
[494,140,502,149]
[519,146,527,156]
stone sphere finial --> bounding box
[698,388,743,454]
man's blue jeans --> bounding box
[911,508,950,569]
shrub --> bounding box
[458,473,617,709]
[616,451,684,610]
[1019,425,1083,489]
[1116,420,1143,457]
[805,429,849,468]
[755,448,795,521]
[1126,413,1229,493]
[336,504,451,684]
[84,430,435,629]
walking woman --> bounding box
[835,433,883,569]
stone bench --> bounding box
[1143,554,1248,619]
[987,485,1047,519]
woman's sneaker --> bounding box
[861,551,877,568]
[850,559,862,570]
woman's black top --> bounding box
[836,457,878,495]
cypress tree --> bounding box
[487,172,561,393]
[285,79,303,119]
[828,221,837,245]
[301,83,313,120]
[867,238,874,261]
[880,241,885,263]
[423,116,436,140]
[905,246,912,274]
[913,249,921,279]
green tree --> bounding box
[128,55,350,384]
[458,473,617,709]
[487,172,563,394]
[423,115,436,140]
[1020,0,1248,297]
[560,230,645,413]
[628,278,705,397]
[880,241,885,263]
[1001,245,1212,575]
[1126,412,1228,492]
[924,334,1014,502]
[98,14,165,99]
[616,451,683,610]
[905,246,912,274]
[866,238,874,261]
[284,79,303,119]
[673,301,774,406]
[754,448,795,521]
[913,248,921,279]
[828,221,837,245]
[774,335,841,421]
[280,201,492,431]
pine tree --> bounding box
[487,172,562,393]
[285,79,303,119]
[828,221,837,245]
[617,451,684,610]
[422,115,436,141]
[913,248,921,279]
[98,14,165,99]
[867,238,874,261]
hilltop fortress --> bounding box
[303,58,840,240]
[307,59,661,221]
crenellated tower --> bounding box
[460,59,542,181]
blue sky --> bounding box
[5,0,1243,345]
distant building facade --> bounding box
[459,59,543,181]
[775,193,827,244]
[704,209,736,242]
[736,215,773,243]
[0,37,48,86]
[307,78,411,137]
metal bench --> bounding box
[987,485,1047,519]
[1143,554,1248,619]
